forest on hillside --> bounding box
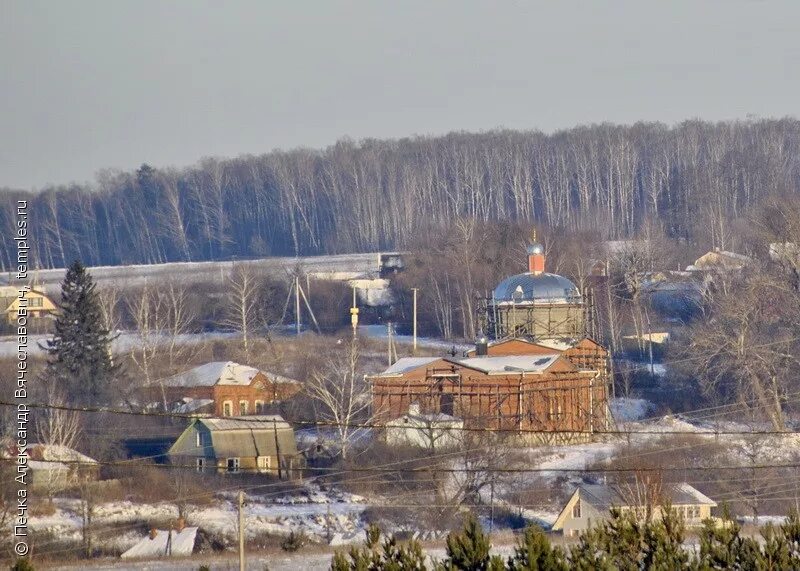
[2,118,800,270]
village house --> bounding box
[552,483,717,536]
[688,248,751,272]
[23,444,99,493]
[167,415,304,478]
[385,402,464,449]
[146,361,301,417]
[0,286,57,324]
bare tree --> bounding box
[220,264,262,359]
[305,340,371,460]
[127,281,165,385]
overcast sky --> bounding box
[2,1,799,189]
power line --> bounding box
[5,399,800,436]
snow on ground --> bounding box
[30,485,369,554]
[609,397,654,422]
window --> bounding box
[30,297,43,308]
[572,500,581,518]
[196,431,209,450]
[196,458,205,473]
[547,396,564,421]
[440,393,454,416]
[222,401,233,416]
[255,400,264,414]
[226,458,240,473]
[257,456,271,473]
[239,401,248,415]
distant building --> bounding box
[146,361,301,417]
[121,521,198,559]
[689,248,751,272]
[0,286,57,324]
[168,415,303,478]
[385,403,464,449]
[23,444,99,492]
[552,483,717,536]
[478,238,584,342]
[369,347,608,441]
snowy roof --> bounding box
[375,357,440,376]
[454,355,560,374]
[579,483,716,510]
[535,339,575,351]
[27,444,97,465]
[199,415,292,432]
[172,398,214,414]
[121,527,198,559]
[157,362,299,388]
[493,272,581,304]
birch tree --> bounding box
[305,340,370,460]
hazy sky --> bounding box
[2,1,799,189]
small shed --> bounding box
[552,483,717,537]
[168,415,303,479]
[26,444,99,493]
[385,404,464,449]
[121,525,198,558]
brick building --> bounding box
[147,361,301,417]
[369,350,608,438]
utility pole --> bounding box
[412,288,418,355]
[238,491,245,571]
[387,322,393,366]
[350,285,359,339]
[295,276,301,336]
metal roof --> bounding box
[157,362,299,388]
[493,272,581,303]
[375,357,440,376]
[121,527,198,558]
[454,355,560,374]
[199,415,291,431]
[579,483,716,509]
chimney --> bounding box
[475,333,488,356]
[527,243,545,275]
[149,528,158,540]
[176,517,186,532]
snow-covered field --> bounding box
[31,485,368,556]
[17,252,386,294]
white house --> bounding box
[385,403,463,449]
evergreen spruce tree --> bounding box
[44,260,116,406]
[443,515,494,571]
[507,525,568,571]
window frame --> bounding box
[222,401,233,416]
[226,458,240,473]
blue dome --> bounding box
[493,272,581,303]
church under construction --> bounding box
[369,236,611,441]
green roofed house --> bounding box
[167,415,304,479]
